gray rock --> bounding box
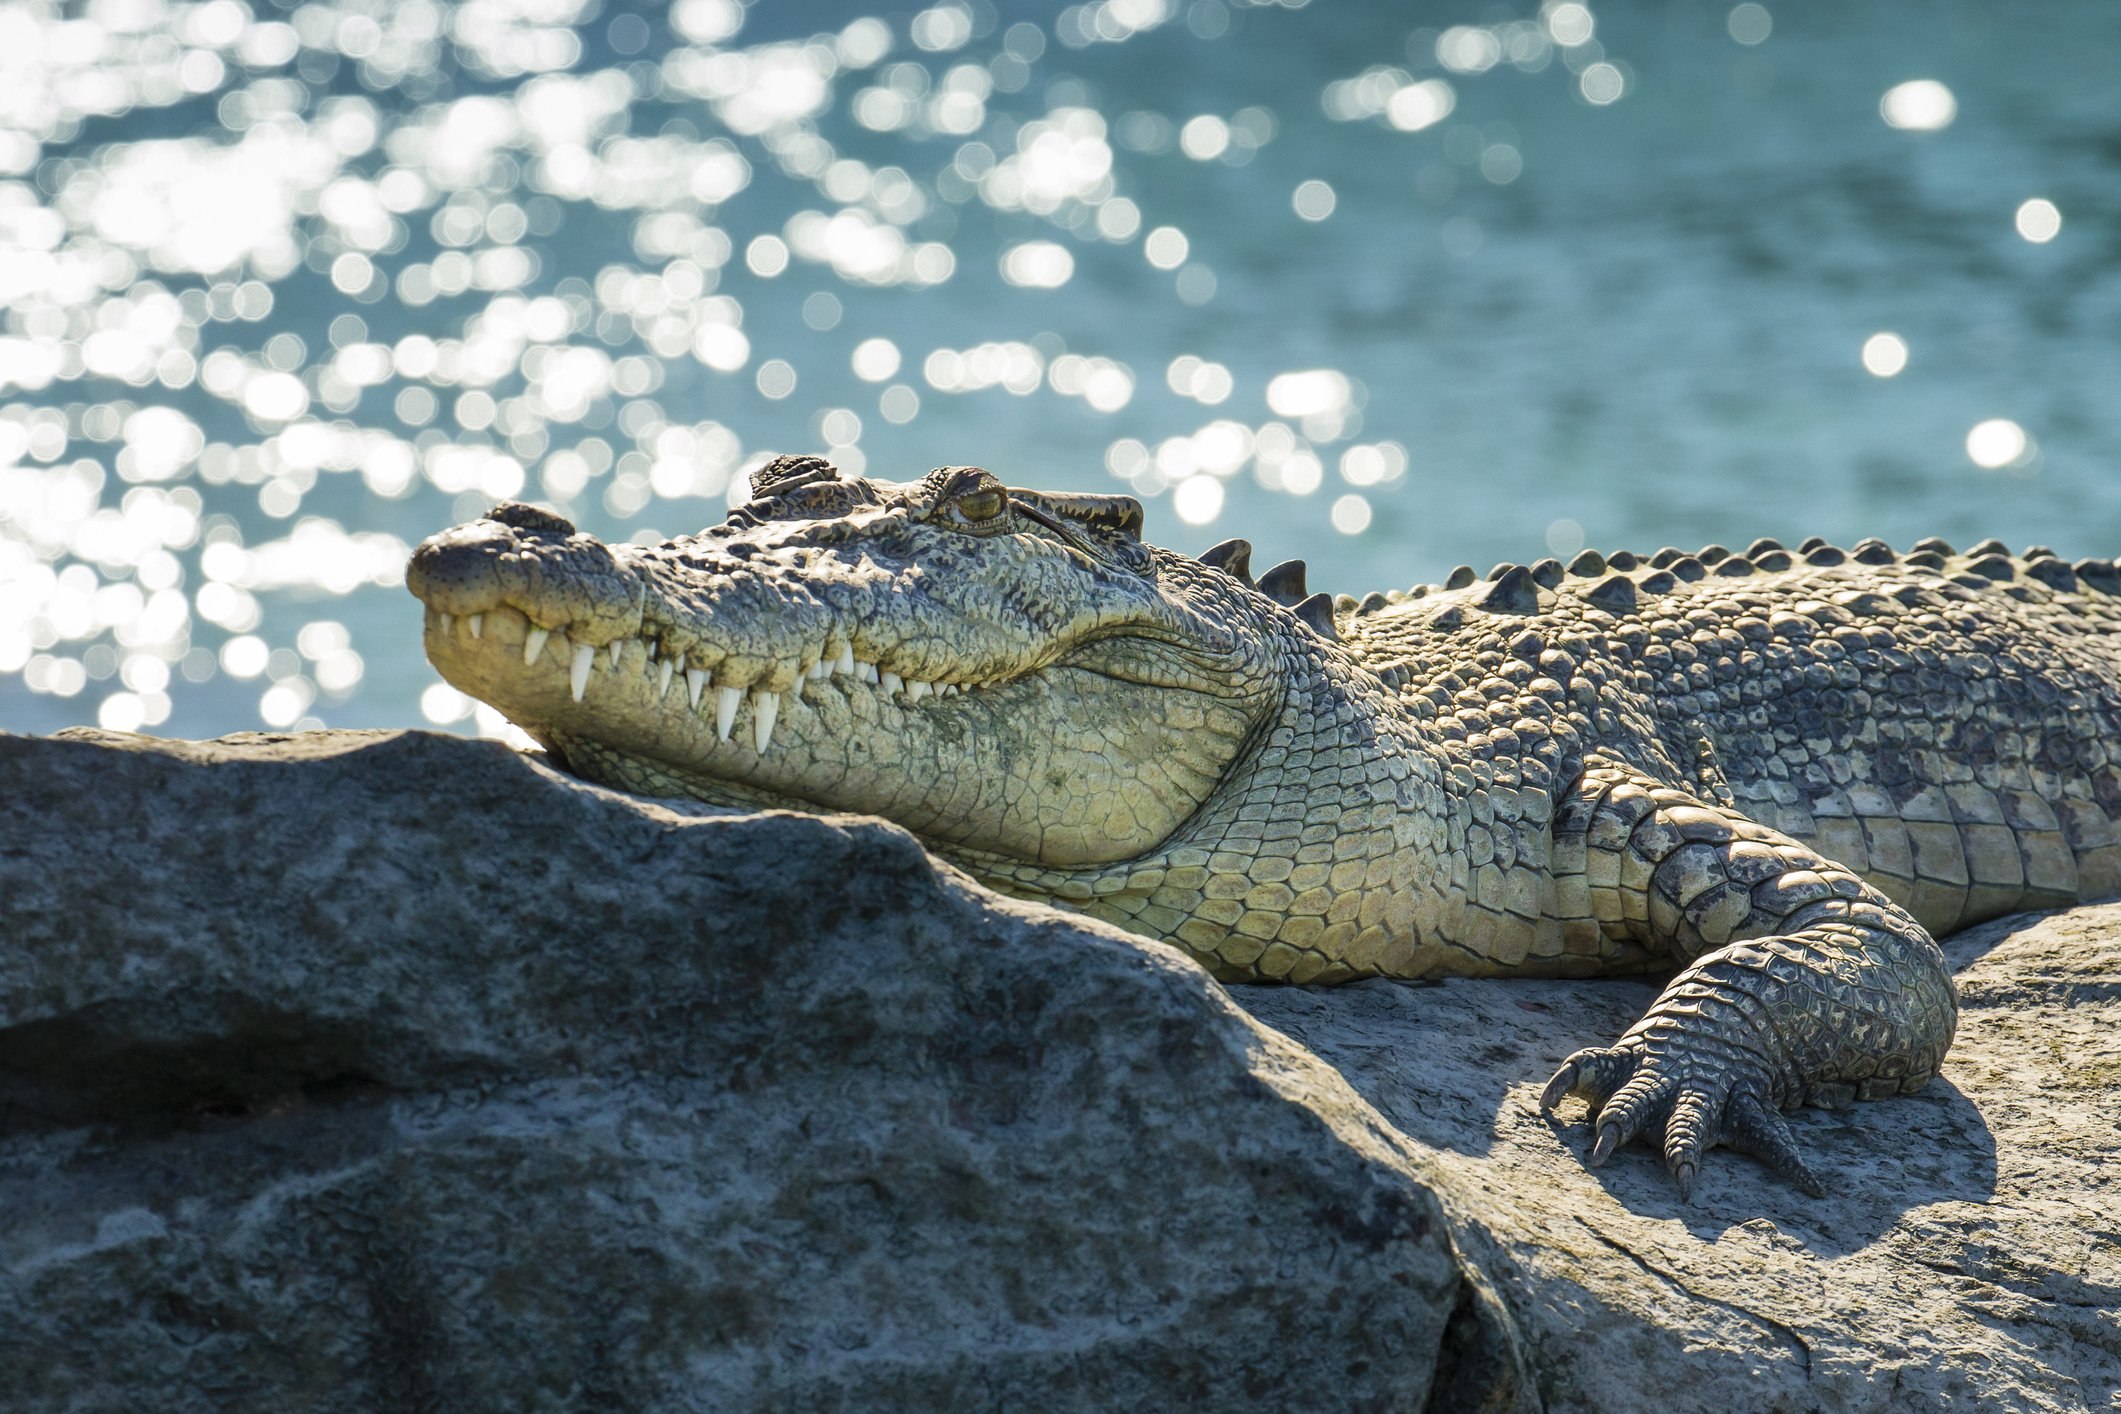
[2,728,2114,1411]
[1239,898,2121,1412]
[0,728,1457,1412]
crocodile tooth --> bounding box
[836,643,855,675]
[810,659,833,681]
[438,613,455,634]
[467,613,483,639]
[687,667,708,709]
[880,670,903,695]
[907,679,932,702]
[752,689,779,752]
[607,642,623,669]
[856,660,880,684]
[657,657,675,697]
[524,627,551,665]
[569,642,595,702]
[716,686,742,741]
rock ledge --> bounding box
[2,729,2115,1412]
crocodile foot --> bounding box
[1540,1040,1826,1201]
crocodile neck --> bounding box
[962,648,1464,983]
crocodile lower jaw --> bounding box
[424,605,981,757]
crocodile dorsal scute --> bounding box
[1257,559,1309,605]
[1852,538,1896,565]
[1584,574,1637,612]
[1567,550,1606,577]
[2026,559,2077,593]
[1293,592,1341,640]
[1199,537,1254,583]
[2074,559,2121,593]
[1478,564,1541,615]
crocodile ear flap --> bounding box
[1007,489,1145,538]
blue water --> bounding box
[2,0,2116,742]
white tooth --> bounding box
[569,643,595,702]
[907,679,932,702]
[752,689,779,752]
[467,613,483,639]
[810,659,832,681]
[524,627,551,665]
[857,660,879,684]
[881,670,903,695]
[438,613,454,634]
[716,686,742,741]
[836,643,855,675]
[658,657,675,697]
[608,642,623,669]
[687,667,708,709]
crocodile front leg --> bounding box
[1539,756,1958,1199]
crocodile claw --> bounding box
[1540,1041,1827,1201]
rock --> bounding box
[1240,910,2121,1412]
[0,729,1458,1412]
[3,728,2115,1412]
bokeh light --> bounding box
[2015,199,2061,244]
[1881,80,1956,131]
[1966,419,2033,470]
[1726,5,1772,45]
[1861,333,1909,378]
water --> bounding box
[2,0,2115,743]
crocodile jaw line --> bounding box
[421,603,1257,866]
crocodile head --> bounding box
[406,455,1289,868]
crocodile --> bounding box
[406,453,2121,1200]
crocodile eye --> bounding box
[954,487,1006,523]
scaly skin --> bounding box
[407,454,2121,1200]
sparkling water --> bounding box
[0,0,2112,742]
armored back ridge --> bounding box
[408,456,2121,1201]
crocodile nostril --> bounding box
[487,501,577,537]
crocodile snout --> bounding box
[406,504,643,641]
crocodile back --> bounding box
[1343,539,2121,936]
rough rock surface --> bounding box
[0,729,1457,1412]
[1241,897,2121,1411]
[1,729,2115,1411]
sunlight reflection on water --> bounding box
[0,0,2114,739]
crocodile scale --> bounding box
[407,455,2121,1199]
